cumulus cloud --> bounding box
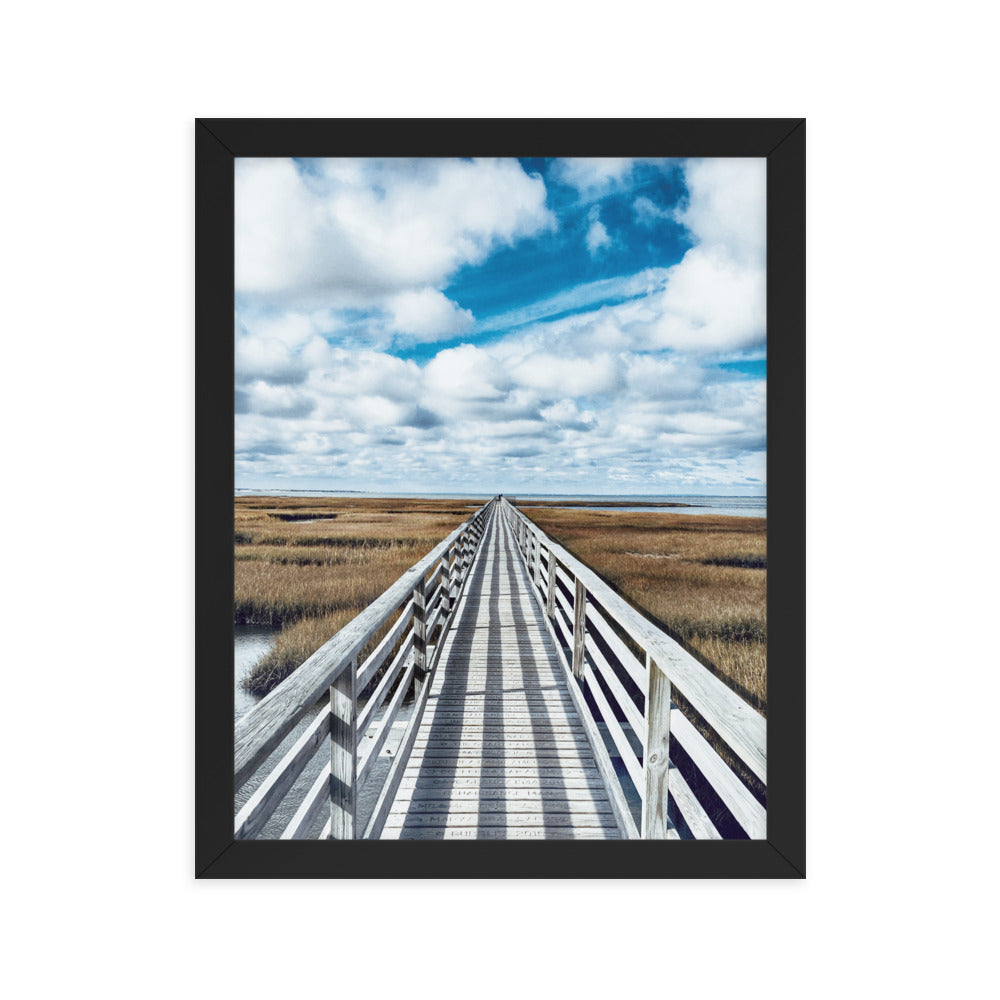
[235,157,554,309]
[386,288,474,341]
[423,345,513,414]
[644,246,765,352]
[675,158,766,267]
[234,156,767,493]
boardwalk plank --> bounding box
[383,506,622,840]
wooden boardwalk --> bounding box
[235,496,766,843]
[382,504,621,839]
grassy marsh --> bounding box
[234,497,477,695]
[521,505,767,713]
[234,496,766,720]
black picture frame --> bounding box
[196,118,805,878]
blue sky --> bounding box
[234,157,766,495]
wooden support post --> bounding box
[441,544,453,615]
[546,551,556,618]
[413,576,428,695]
[329,657,357,839]
[572,576,587,679]
[447,542,459,609]
[641,653,672,839]
[533,537,542,589]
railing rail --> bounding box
[234,499,494,839]
[499,497,766,840]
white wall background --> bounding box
[3,3,995,997]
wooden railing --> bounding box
[234,500,494,840]
[500,497,767,840]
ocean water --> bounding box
[235,489,766,519]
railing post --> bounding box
[641,653,672,839]
[546,551,557,618]
[329,656,357,839]
[447,541,459,610]
[413,575,428,696]
[572,576,587,679]
[461,528,471,576]
[441,544,453,616]
[533,535,542,589]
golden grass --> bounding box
[522,507,767,713]
[235,497,475,695]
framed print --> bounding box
[196,119,805,878]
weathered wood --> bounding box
[397,775,608,790]
[583,661,643,796]
[553,600,575,654]
[509,500,766,785]
[546,551,557,618]
[391,764,600,777]
[234,704,331,840]
[641,653,672,838]
[412,574,427,688]
[381,503,622,840]
[395,786,609,802]
[234,507,488,788]
[538,632,637,837]
[356,634,413,738]
[585,631,646,741]
[363,667,432,840]
[393,797,615,815]
[572,576,587,679]
[441,543,454,614]
[329,657,357,839]
[356,600,413,690]
[424,580,445,622]
[382,826,618,840]
[555,563,575,601]
[358,660,416,787]
[415,721,583,733]
[383,812,619,829]
[409,746,596,759]
[239,496,764,842]
[423,605,443,653]
[668,766,721,839]
[280,762,331,839]
[669,707,766,838]
[584,599,646,691]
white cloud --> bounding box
[585,220,610,255]
[423,344,511,404]
[235,157,555,309]
[553,158,637,197]
[633,195,671,227]
[676,158,766,267]
[643,246,765,352]
[540,399,598,430]
[235,322,308,385]
[386,288,474,342]
[234,156,767,493]
[585,206,611,256]
[509,351,624,397]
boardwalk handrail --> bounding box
[500,497,766,839]
[234,499,494,839]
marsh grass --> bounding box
[235,497,474,695]
[523,507,767,713]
